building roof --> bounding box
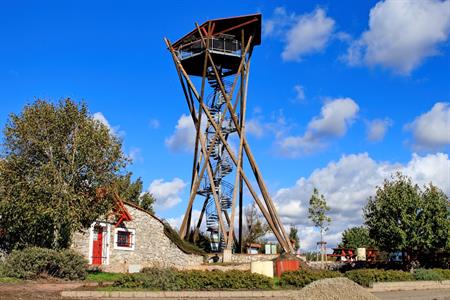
[246,243,262,248]
[171,13,262,50]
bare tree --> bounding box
[242,202,270,246]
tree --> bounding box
[308,188,331,263]
[0,99,128,251]
[339,226,375,249]
[364,173,449,266]
[289,224,300,252]
[113,173,156,213]
[243,202,270,246]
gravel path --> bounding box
[374,289,450,300]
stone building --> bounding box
[71,201,204,273]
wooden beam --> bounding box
[226,29,249,249]
[165,35,293,253]
[203,49,293,253]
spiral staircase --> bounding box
[196,71,237,251]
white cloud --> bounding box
[93,112,111,129]
[263,7,295,37]
[149,178,187,210]
[92,112,123,136]
[246,119,265,138]
[366,118,392,142]
[166,209,202,231]
[165,114,196,152]
[406,102,450,150]
[128,147,143,163]
[265,7,336,61]
[246,110,291,139]
[282,9,335,61]
[273,152,450,251]
[293,85,306,102]
[344,0,450,74]
[309,98,359,137]
[278,98,359,157]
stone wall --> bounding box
[71,204,204,272]
[204,253,279,264]
[230,254,279,264]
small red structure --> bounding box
[275,257,300,277]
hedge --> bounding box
[413,268,450,281]
[344,269,414,287]
[2,247,87,280]
[279,269,342,288]
[114,268,274,290]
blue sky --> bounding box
[1,0,449,250]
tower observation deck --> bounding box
[165,14,294,255]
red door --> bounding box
[92,226,103,265]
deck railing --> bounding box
[177,37,241,60]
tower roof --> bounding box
[171,13,262,50]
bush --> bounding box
[3,247,87,280]
[414,268,450,281]
[414,269,444,281]
[345,269,413,287]
[0,262,5,277]
[279,269,341,288]
[432,268,450,280]
[114,268,274,290]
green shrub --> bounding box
[0,262,5,277]
[345,269,413,287]
[114,268,274,290]
[414,269,444,281]
[432,268,450,280]
[414,268,450,281]
[3,247,87,280]
[279,269,341,288]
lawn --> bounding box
[85,272,124,282]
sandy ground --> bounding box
[296,277,380,300]
[0,282,84,300]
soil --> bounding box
[0,281,86,300]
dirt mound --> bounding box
[296,277,380,300]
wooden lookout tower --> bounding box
[165,14,294,255]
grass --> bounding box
[86,272,124,282]
[0,277,21,283]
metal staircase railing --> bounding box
[196,73,237,251]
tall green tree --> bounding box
[308,188,331,262]
[0,99,128,251]
[364,173,449,265]
[289,224,300,252]
[114,173,156,213]
[339,226,375,249]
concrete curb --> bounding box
[61,280,450,298]
[368,280,450,292]
[61,290,302,298]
